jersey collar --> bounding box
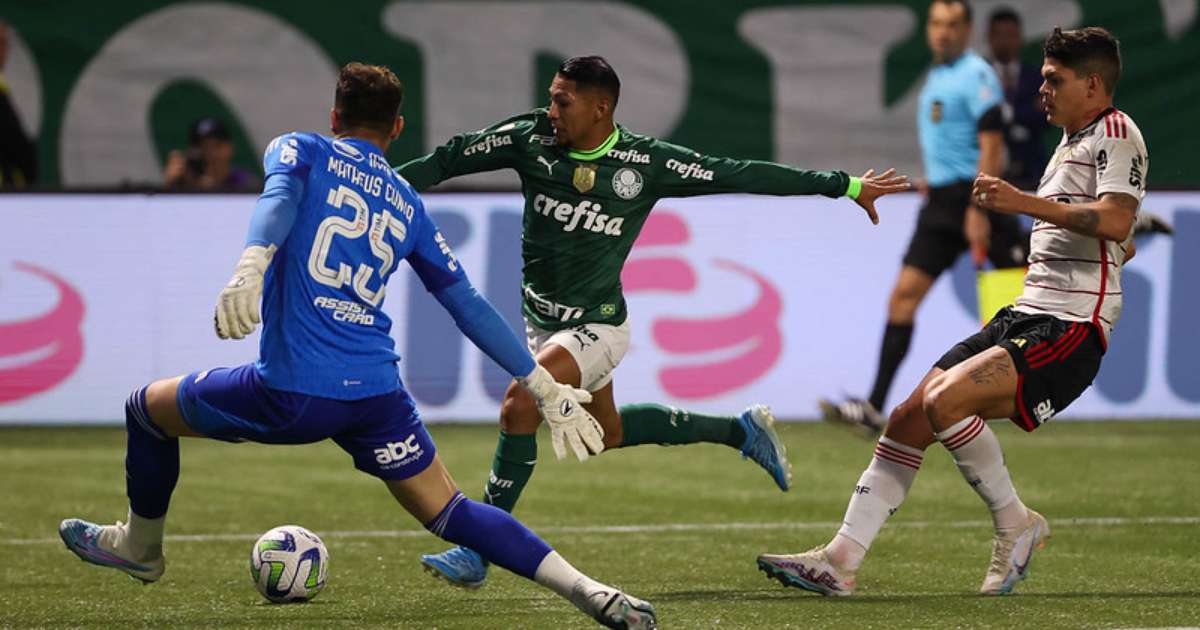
[936,48,974,69]
[335,134,385,158]
[1068,106,1116,142]
[567,127,620,161]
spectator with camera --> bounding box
[164,117,260,192]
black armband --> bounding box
[977,104,1005,132]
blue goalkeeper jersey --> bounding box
[255,132,465,399]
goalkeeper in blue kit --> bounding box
[57,63,655,629]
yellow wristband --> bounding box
[845,176,863,200]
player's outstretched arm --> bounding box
[651,140,907,222]
[214,172,301,340]
[394,112,536,191]
[430,280,605,461]
[973,173,1136,241]
[849,168,911,225]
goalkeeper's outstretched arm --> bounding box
[429,278,605,462]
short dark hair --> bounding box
[931,0,972,23]
[557,56,621,109]
[334,63,404,134]
[1043,27,1122,94]
[988,6,1021,28]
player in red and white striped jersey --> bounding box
[758,26,1141,597]
[1013,105,1145,340]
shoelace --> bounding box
[988,532,1018,576]
[96,521,125,551]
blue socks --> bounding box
[124,382,554,582]
[124,386,179,519]
[426,492,552,579]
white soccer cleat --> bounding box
[980,508,1050,595]
[59,518,165,584]
[574,586,657,629]
[757,546,856,596]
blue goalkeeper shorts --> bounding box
[176,364,436,480]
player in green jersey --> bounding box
[397,56,910,588]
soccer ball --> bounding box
[250,525,329,603]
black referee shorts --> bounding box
[902,181,1029,277]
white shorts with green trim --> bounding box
[524,318,631,392]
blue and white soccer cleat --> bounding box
[757,546,856,596]
[980,508,1050,595]
[419,546,489,589]
[738,404,793,491]
[579,589,658,630]
[59,518,165,583]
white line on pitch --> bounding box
[5,515,1197,546]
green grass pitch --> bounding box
[2,421,1198,629]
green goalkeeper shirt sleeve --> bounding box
[651,139,851,199]
[394,111,539,192]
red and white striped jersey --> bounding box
[1014,108,1147,344]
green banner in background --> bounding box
[3,1,1198,188]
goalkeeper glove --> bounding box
[214,245,274,340]
[520,364,605,461]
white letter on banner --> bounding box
[381,1,687,189]
[1160,0,1197,40]
[60,4,338,187]
[6,25,42,137]
[739,7,919,178]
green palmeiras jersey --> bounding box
[397,109,852,331]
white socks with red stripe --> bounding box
[936,416,1028,530]
[826,436,924,571]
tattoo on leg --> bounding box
[968,364,993,385]
[967,355,1011,386]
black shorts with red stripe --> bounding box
[934,306,1104,432]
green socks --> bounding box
[617,403,746,449]
[482,431,538,513]
[482,407,746,514]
